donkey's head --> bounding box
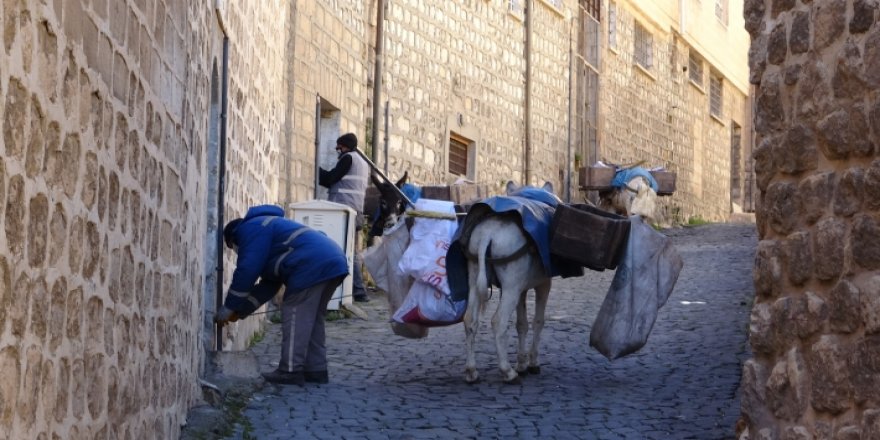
[368,171,411,237]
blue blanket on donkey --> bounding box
[446,187,583,302]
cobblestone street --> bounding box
[230,223,757,439]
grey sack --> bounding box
[589,216,684,360]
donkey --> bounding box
[455,182,559,384]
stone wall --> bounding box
[0,0,291,437]
[597,3,750,223]
[742,0,880,437]
[378,0,575,190]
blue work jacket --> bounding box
[225,205,349,316]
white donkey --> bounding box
[461,182,557,384]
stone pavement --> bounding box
[226,223,757,439]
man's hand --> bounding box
[214,306,240,326]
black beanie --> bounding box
[337,133,358,150]
[223,218,243,248]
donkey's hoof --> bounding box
[465,370,480,384]
[527,366,541,375]
[503,374,522,385]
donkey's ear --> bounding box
[505,181,519,195]
[395,171,409,188]
[370,172,383,188]
[541,181,555,194]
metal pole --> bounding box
[565,16,574,203]
[314,94,321,199]
[524,0,532,184]
[370,0,386,163]
[383,100,389,174]
[351,148,415,208]
[215,36,230,352]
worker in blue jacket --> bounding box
[215,204,349,385]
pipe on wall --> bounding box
[524,0,533,184]
[371,0,386,164]
[215,36,230,351]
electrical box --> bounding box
[288,201,356,310]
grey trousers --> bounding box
[279,276,345,373]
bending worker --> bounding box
[215,204,348,385]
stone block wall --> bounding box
[742,0,880,437]
[378,1,575,190]
[598,3,750,223]
[0,0,292,437]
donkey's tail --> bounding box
[475,235,492,316]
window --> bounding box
[581,5,600,68]
[710,73,723,118]
[634,22,653,70]
[448,134,471,177]
[608,2,617,49]
[542,0,563,10]
[509,0,524,19]
[715,0,728,25]
[688,51,703,87]
[580,0,600,20]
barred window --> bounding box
[582,10,600,68]
[634,22,653,70]
[715,0,728,25]
[608,2,617,49]
[580,0,600,20]
[710,73,723,118]
[688,51,703,87]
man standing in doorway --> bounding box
[319,132,370,302]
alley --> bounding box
[229,223,756,439]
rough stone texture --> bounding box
[810,336,853,414]
[789,11,812,55]
[814,0,847,50]
[755,240,784,298]
[861,275,880,334]
[851,0,878,34]
[747,0,880,435]
[783,231,813,285]
[766,349,809,420]
[851,214,880,270]
[813,217,847,281]
[851,336,880,404]
[828,279,862,333]
[798,172,835,224]
[833,167,864,216]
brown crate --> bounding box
[550,204,631,271]
[420,185,452,201]
[579,166,616,190]
[650,171,677,195]
[451,184,480,204]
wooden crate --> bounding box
[579,166,616,190]
[650,171,677,195]
[421,184,481,204]
[550,203,631,271]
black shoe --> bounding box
[261,369,304,386]
[354,295,370,303]
[304,370,329,384]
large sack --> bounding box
[392,281,467,326]
[363,218,429,338]
[589,216,683,360]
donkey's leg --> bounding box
[528,279,552,374]
[515,289,530,374]
[491,284,522,383]
[463,261,482,384]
